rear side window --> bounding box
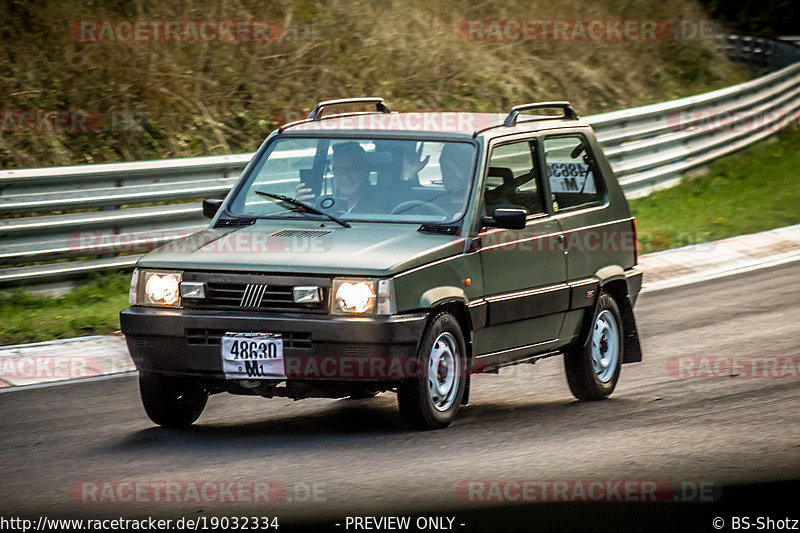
[543,135,605,211]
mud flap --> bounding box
[619,296,642,364]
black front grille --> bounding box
[207,283,295,308]
[181,273,329,313]
[186,329,312,349]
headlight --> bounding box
[132,269,183,308]
[333,280,375,314]
[331,278,396,315]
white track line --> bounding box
[0,371,138,393]
[641,253,800,293]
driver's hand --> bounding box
[295,182,315,202]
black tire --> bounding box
[565,292,623,401]
[397,313,467,430]
[139,372,208,428]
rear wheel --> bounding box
[565,292,623,401]
[397,313,467,430]
[139,372,208,427]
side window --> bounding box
[543,135,605,211]
[484,140,544,217]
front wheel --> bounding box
[397,313,467,430]
[139,372,208,427]
[564,292,623,401]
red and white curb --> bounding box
[639,223,800,292]
[0,333,134,391]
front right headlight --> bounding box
[331,278,396,315]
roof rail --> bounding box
[472,101,579,137]
[308,97,390,120]
[504,101,579,126]
[278,97,391,132]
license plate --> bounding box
[221,332,285,380]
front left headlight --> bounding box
[131,269,183,308]
[331,278,396,315]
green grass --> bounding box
[0,271,131,346]
[2,130,798,346]
[631,130,800,254]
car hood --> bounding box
[135,221,464,276]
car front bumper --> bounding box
[120,307,429,382]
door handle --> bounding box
[557,234,568,255]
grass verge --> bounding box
[1,130,798,346]
[0,271,130,346]
[631,129,800,253]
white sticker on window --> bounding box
[547,162,596,194]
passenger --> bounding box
[432,143,473,217]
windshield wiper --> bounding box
[254,190,351,228]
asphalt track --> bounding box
[1,262,799,531]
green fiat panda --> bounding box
[121,98,643,430]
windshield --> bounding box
[227,137,476,224]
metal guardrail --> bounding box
[591,35,800,198]
[1,35,799,289]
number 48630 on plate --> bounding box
[221,332,285,380]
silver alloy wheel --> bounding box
[591,309,620,383]
[427,332,461,412]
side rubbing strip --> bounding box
[568,278,600,309]
[485,284,570,326]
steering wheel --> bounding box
[390,200,450,218]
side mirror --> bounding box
[482,208,527,230]
[202,198,224,219]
